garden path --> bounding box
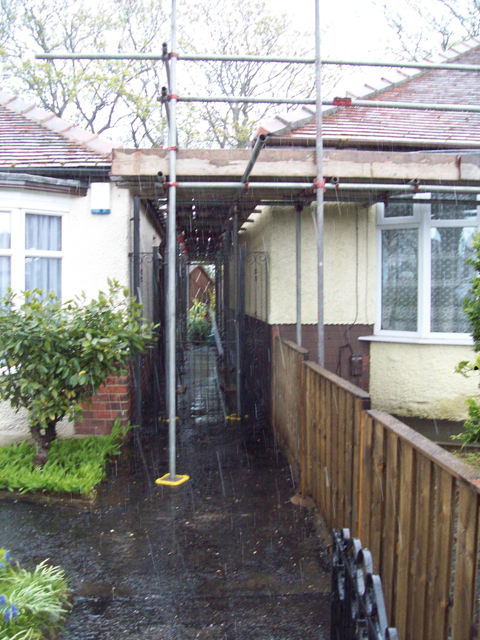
[0,345,331,639]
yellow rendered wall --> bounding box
[370,342,480,421]
[242,202,376,326]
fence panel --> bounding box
[271,336,480,640]
[272,338,308,482]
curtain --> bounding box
[382,228,418,331]
[431,227,475,333]
[25,257,61,298]
[25,214,61,251]
[0,212,10,249]
[0,257,10,297]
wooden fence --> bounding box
[272,336,480,640]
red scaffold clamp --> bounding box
[333,97,352,107]
[169,94,179,101]
[244,181,250,192]
[169,52,179,59]
[312,178,326,194]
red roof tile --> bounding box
[0,91,114,169]
[263,40,480,150]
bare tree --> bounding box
[179,0,338,148]
[0,0,334,148]
[379,0,480,59]
[0,0,169,147]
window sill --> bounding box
[358,334,474,346]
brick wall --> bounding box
[75,374,131,436]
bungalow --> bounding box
[0,90,160,440]
[244,37,480,422]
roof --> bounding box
[0,90,114,170]
[259,38,480,151]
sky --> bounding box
[264,0,392,58]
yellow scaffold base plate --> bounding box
[155,473,190,487]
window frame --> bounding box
[0,190,67,299]
[375,196,480,344]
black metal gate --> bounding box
[331,529,398,640]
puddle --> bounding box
[0,346,330,639]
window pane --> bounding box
[25,214,61,251]
[0,257,10,297]
[0,212,11,249]
[431,227,475,333]
[431,193,478,220]
[25,257,61,298]
[382,229,418,331]
[384,200,414,218]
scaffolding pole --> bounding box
[133,196,142,426]
[296,204,302,347]
[155,0,188,488]
[172,182,480,194]
[315,0,324,366]
[36,51,480,72]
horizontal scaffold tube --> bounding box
[178,95,480,112]
[175,181,480,193]
[36,52,480,72]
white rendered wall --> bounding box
[0,184,159,440]
[242,202,376,326]
[63,183,130,301]
[370,342,480,421]
[243,201,479,421]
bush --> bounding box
[187,299,211,342]
[0,548,70,639]
[456,233,480,444]
[0,281,155,465]
[0,420,132,498]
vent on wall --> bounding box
[90,182,111,214]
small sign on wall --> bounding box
[90,182,111,215]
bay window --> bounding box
[376,194,479,342]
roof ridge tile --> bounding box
[0,88,114,160]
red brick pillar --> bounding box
[75,374,131,436]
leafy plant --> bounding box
[187,298,211,342]
[0,420,131,498]
[0,548,70,639]
[455,233,480,444]
[0,281,155,465]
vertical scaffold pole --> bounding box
[133,196,142,427]
[156,0,189,487]
[315,0,324,366]
[295,204,302,347]
[233,210,241,421]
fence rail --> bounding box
[272,336,480,640]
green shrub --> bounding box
[0,281,155,465]
[456,233,480,444]
[187,299,211,342]
[0,548,70,639]
[0,420,132,498]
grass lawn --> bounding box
[0,421,131,499]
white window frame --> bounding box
[374,195,480,345]
[0,190,68,299]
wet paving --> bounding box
[0,345,331,639]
